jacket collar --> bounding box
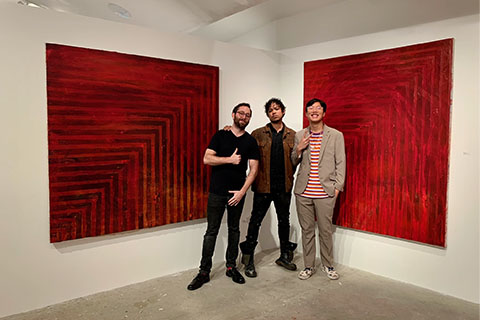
[262,122,291,137]
[304,124,330,162]
[305,124,330,135]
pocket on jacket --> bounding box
[257,140,268,147]
[286,139,294,149]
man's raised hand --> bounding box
[230,148,241,165]
[297,131,311,156]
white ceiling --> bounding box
[15,0,274,33]
[15,0,480,50]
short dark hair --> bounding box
[305,98,327,113]
[264,98,285,114]
[232,102,252,114]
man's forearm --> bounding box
[239,167,258,194]
[204,148,240,166]
[204,154,232,166]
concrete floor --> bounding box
[2,249,479,320]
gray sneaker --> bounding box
[322,266,339,280]
[298,267,315,280]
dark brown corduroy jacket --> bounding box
[251,123,296,193]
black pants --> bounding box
[199,193,245,273]
[244,192,292,252]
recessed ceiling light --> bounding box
[17,0,48,9]
[108,3,131,19]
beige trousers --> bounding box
[295,194,337,269]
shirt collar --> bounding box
[267,122,285,135]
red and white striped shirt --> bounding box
[301,131,328,199]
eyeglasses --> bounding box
[307,106,324,112]
[236,111,251,118]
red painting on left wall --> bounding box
[47,44,219,243]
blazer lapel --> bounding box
[304,127,311,163]
[318,125,330,162]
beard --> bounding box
[234,117,249,130]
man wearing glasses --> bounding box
[292,98,346,281]
[188,103,259,290]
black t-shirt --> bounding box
[208,130,260,196]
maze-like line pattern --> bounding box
[304,39,452,246]
[47,44,219,242]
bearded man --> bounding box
[187,103,260,290]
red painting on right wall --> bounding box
[304,39,453,247]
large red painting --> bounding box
[304,39,452,247]
[47,44,219,243]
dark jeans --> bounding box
[199,193,245,273]
[244,192,292,252]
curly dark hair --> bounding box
[264,98,285,115]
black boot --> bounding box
[242,253,257,277]
[286,241,297,262]
[187,271,210,290]
[275,241,297,271]
[240,241,257,278]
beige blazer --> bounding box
[291,125,346,197]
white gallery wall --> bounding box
[0,3,282,317]
[279,14,479,304]
[0,2,478,318]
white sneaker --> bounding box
[322,266,339,280]
[298,267,315,280]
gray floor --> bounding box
[2,249,479,320]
